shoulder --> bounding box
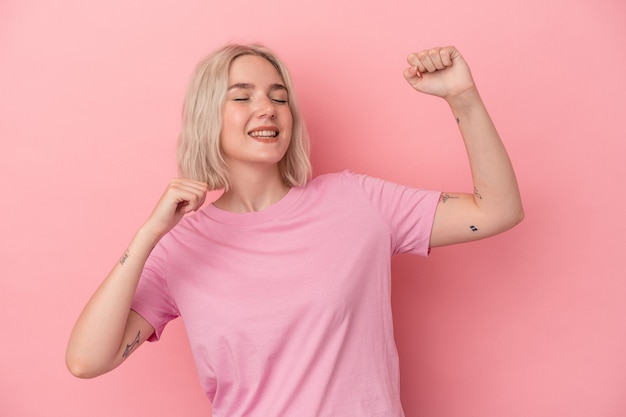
[311,170,441,215]
[298,171,371,204]
[304,170,434,201]
[304,170,360,191]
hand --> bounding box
[403,46,476,100]
[142,178,208,238]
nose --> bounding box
[256,96,276,119]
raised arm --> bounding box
[65,178,208,378]
[403,46,523,247]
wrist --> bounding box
[128,225,164,258]
[445,85,481,110]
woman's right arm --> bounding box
[65,178,208,378]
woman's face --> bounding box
[220,54,293,172]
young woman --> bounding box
[66,43,523,416]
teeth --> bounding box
[249,130,278,137]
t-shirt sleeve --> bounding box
[347,170,441,256]
[131,237,179,342]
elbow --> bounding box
[503,203,525,232]
[486,203,524,237]
[66,360,93,379]
[511,204,525,227]
[514,201,525,225]
[65,356,96,379]
[517,206,525,225]
[65,351,108,379]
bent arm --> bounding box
[65,228,158,378]
[403,46,523,248]
[65,178,208,378]
[430,88,523,247]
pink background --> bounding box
[2,0,625,416]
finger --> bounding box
[186,182,209,209]
[416,50,437,72]
[171,177,208,193]
[166,180,207,212]
[174,190,204,214]
[428,48,446,70]
[409,47,457,73]
[406,53,427,74]
[181,188,207,212]
[171,178,208,198]
[403,65,422,84]
[440,47,454,67]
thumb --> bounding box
[403,65,422,88]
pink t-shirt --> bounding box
[132,170,440,416]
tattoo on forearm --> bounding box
[474,187,483,200]
[122,331,140,358]
[440,193,459,203]
[119,250,129,266]
[470,225,479,232]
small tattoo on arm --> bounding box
[470,225,479,232]
[440,193,459,203]
[456,117,460,124]
[122,331,141,359]
[119,250,129,266]
[474,187,483,200]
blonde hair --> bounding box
[177,43,312,190]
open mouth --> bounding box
[248,129,279,139]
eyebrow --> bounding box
[227,83,288,92]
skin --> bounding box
[65,46,523,378]
[215,55,294,213]
[401,46,523,246]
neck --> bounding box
[214,163,290,213]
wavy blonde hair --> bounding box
[177,43,312,190]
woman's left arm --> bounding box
[403,46,524,247]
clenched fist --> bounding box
[403,46,476,100]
